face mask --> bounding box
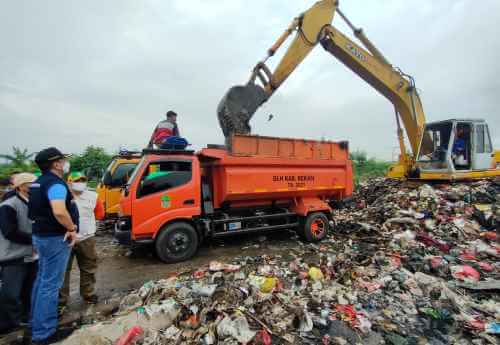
[72,182,87,192]
[63,161,71,174]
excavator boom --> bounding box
[218,1,499,181]
[218,0,426,164]
[320,25,426,156]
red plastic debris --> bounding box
[115,326,143,345]
[359,281,382,292]
[193,270,206,279]
[478,262,494,272]
[460,250,478,261]
[253,329,272,345]
[451,265,480,282]
[464,319,486,331]
[390,255,402,268]
[416,232,451,253]
[335,304,358,327]
[480,231,497,241]
[430,256,445,269]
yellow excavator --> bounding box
[218,0,499,181]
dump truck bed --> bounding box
[200,135,353,209]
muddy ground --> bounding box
[1,228,306,344]
[65,229,302,312]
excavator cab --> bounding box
[416,119,496,179]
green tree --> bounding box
[0,147,35,168]
[350,150,391,187]
[70,146,112,180]
[349,150,368,166]
[0,147,37,179]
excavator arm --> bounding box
[218,0,427,172]
[320,25,426,157]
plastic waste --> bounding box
[480,231,497,241]
[209,261,241,272]
[193,270,206,279]
[138,281,154,299]
[485,322,500,334]
[478,261,494,271]
[248,274,278,293]
[450,265,480,282]
[253,329,272,345]
[416,232,451,253]
[335,304,358,328]
[308,267,324,282]
[115,326,143,345]
[192,283,217,297]
[464,319,486,331]
[260,277,278,293]
[297,309,313,332]
[216,315,256,343]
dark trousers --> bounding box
[0,261,37,334]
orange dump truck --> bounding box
[116,135,353,262]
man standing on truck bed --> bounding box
[148,110,180,148]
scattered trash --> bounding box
[486,322,500,334]
[191,283,218,297]
[56,177,500,345]
[450,265,480,282]
[308,266,324,282]
[115,326,143,345]
[216,315,256,343]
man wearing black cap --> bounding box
[28,147,79,345]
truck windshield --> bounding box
[418,122,452,165]
[101,160,115,185]
[111,163,137,186]
[138,161,192,198]
[127,157,145,186]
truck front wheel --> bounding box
[300,212,329,242]
[155,222,199,263]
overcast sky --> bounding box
[1,0,499,161]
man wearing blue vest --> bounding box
[28,147,79,345]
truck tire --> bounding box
[155,222,199,263]
[300,212,329,242]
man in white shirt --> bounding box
[59,172,104,310]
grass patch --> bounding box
[350,150,392,188]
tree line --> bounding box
[1,146,390,187]
[0,146,113,183]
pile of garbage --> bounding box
[61,178,499,345]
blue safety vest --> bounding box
[28,172,79,236]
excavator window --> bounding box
[418,123,452,169]
[485,126,493,153]
[452,124,471,170]
[476,124,493,154]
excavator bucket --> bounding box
[217,83,268,144]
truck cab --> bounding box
[116,135,353,263]
[96,152,141,220]
[415,119,498,180]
